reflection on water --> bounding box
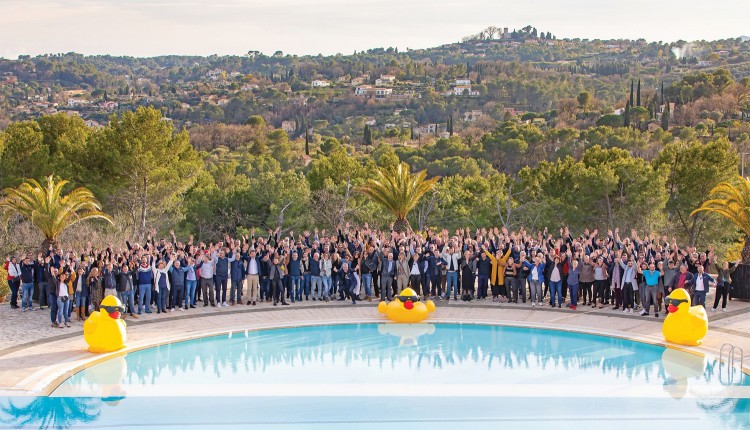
[377,323,436,346]
[1,324,748,429]
[61,324,685,386]
[0,397,100,428]
[662,348,707,399]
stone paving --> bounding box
[1,293,748,396]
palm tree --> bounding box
[0,176,112,250]
[359,162,439,232]
[691,175,750,262]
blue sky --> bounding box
[1,0,748,58]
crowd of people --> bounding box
[3,225,740,328]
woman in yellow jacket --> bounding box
[485,247,512,303]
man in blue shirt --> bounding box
[640,262,661,317]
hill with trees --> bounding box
[1,29,750,259]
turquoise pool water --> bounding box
[1,323,748,429]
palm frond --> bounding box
[692,175,750,235]
[0,176,112,243]
[359,162,439,222]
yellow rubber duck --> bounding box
[662,288,708,346]
[377,288,435,323]
[83,295,127,353]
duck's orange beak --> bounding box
[668,305,678,313]
[108,311,121,319]
[404,301,414,310]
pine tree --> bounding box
[637,79,641,107]
[624,102,631,128]
[662,99,670,131]
[629,80,634,108]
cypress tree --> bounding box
[448,115,454,137]
[629,80,634,108]
[624,102,631,128]
[660,81,664,105]
[363,124,372,146]
[648,96,655,119]
[410,125,415,140]
[661,99,670,131]
[637,79,641,107]
[305,127,310,156]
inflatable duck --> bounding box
[377,288,435,323]
[662,288,708,346]
[83,295,127,353]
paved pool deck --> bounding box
[1,294,748,396]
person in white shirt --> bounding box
[5,256,21,309]
[320,252,333,301]
[196,252,218,307]
[245,249,260,305]
[153,258,174,314]
[56,272,71,328]
[690,264,715,308]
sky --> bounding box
[1,0,749,59]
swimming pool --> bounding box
[1,323,748,429]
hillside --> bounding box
[1,29,750,257]
[1,27,749,141]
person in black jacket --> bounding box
[114,263,138,318]
[43,263,59,327]
[34,253,49,309]
[341,263,358,305]
[19,255,36,311]
[408,253,425,296]
[269,256,288,306]
[476,249,492,300]
[460,251,477,301]
[379,252,397,302]
[259,253,272,302]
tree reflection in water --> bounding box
[60,324,742,390]
[0,396,101,429]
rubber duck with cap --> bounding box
[662,288,708,346]
[83,295,127,353]
[378,288,436,323]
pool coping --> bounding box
[3,301,747,360]
[11,313,749,398]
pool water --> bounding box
[1,323,748,429]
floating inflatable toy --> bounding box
[83,295,127,353]
[377,288,435,323]
[662,288,708,346]
[377,323,435,346]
